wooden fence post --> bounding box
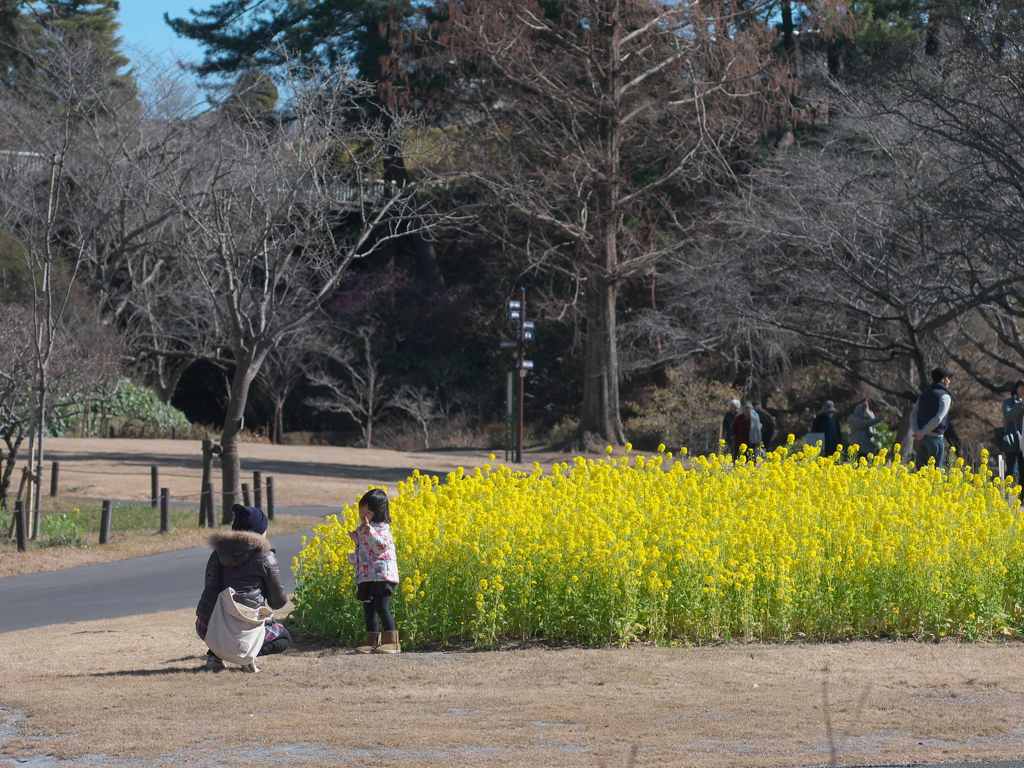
[14,500,26,552]
[150,466,159,509]
[204,482,215,528]
[242,482,252,507]
[253,471,262,510]
[159,488,170,534]
[99,500,112,544]
[49,461,59,497]
[266,476,275,521]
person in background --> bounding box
[849,397,884,456]
[731,403,750,460]
[1002,380,1024,481]
[746,402,763,455]
[910,367,953,468]
[733,401,762,458]
[756,403,776,450]
[195,504,290,672]
[721,399,741,455]
[812,401,843,457]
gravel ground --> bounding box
[2,610,1024,767]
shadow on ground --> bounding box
[68,665,206,678]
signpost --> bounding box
[503,288,536,464]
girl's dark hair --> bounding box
[1013,380,1024,395]
[359,488,390,524]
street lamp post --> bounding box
[504,288,535,464]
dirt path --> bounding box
[2,610,1024,767]
[41,438,565,508]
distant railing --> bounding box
[0,150,50,180]
[332,179,395,205]
[0,151,398,204]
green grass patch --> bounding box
[62,502,202,534]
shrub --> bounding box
[293,443,1024,648]
[624,366,740,453]
[71,378,190,438]
[41,510,84,548]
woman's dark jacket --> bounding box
[196,531,288,625]
[812,411,843,456]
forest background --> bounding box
[3,0,1023,493]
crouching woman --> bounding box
[195,504,290,671]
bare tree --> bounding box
[448,0,780,444]
[255,335,317,444]
[392,385,441,450]
[705,84,1024,452]
[0,303,120,524]
[0,39,122,533]
[140,69,454,511]
[306,326,391,448]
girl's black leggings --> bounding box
[363,592,396,633]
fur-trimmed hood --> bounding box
[210,530,271,567]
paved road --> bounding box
[0,516,319,634]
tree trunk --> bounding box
[581,275,624,443]
[0,431,24,514]
[220,359,258,515]
[781,0,795,55]
[581,9,626,446]
[30,379,46,539]
[154,357,189,404]
[272,398,285,445]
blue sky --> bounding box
[118,0,207,72]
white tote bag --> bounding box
[204,587,273,666]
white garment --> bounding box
[748,410,763,445]
[204,587,272,666]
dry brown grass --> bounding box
[3,609,1024,767]
[38,437,568,508]
[0,514,317,578]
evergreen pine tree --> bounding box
[2,1,133,93]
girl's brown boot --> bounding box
[356,632,381,654]
[374,630,401,654]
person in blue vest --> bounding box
[1002,380,1024,481]
[910,367,953,469]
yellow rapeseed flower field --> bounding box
[292,442,1024,647]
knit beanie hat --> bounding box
[231,504,268,535]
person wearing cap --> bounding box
[811,400,843,457]
[195,503,290,671]
[910,367,954,469]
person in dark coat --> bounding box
[196,504,290,671]
[756,403,776,450]
[721,399,741,455]
[1002,380,1024,481]
[732,405,750,460]
[811,400,843,457]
